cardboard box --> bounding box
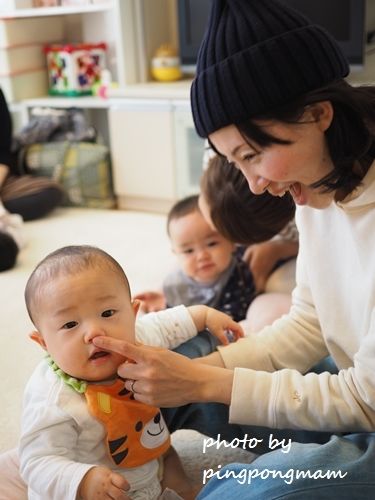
[0,1,33,11]
[0,16,64,48]
[0,44,45,74]
[0,68,48,102]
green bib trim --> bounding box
[46,355,87,394]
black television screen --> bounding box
[177,0,211,71]
[177,0,367,72]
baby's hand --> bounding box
[78,466,129,500]
[204,307,244,345]
[133,290,166,313]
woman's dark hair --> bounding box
[210,80,375,197]
[200,155,295,245]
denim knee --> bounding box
[173,329,220,358]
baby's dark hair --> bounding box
[25,245,131,324]
[200,155,295,245]
[166,195,200,237]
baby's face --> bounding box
[169,209,235,284]
[31,267,137,382]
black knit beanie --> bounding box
[191,0,349,138]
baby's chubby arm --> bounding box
[188,305,244,345]
[135,304,243,349]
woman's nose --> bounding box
[245,174,269,195]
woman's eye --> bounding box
[242,153,256,162]
[102,309,115,318]
[62,321,77,330]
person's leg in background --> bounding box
[0,231,19,271]
[3,184,63,221]
[244,292,292,333]
[244,258,296,333]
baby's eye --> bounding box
[62,321,77,330]
[207,241,219,248]
[182,248,194,255]
[102,309,115,318]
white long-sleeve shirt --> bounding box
[19,306,196,500]
[219,163,375,432]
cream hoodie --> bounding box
[219,163,375,432]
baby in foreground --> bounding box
[20,245,243,499]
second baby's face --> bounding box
[31,266,137,382]
[169,209,235,284]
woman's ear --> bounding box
[306,101,334,132]
[29,331,47,350]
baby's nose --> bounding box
[197,247,210,259]
[84,325,106,342]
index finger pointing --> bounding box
[92,337,144,362]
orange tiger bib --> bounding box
[85,380,170,468]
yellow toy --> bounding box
[151,44,182,82]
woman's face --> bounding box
[208,102,335,209]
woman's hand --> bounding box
[244,240,298,292]
[188,305,244,345]
[92,337,234,407]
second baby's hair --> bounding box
[166,195,200,237]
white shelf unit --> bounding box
[0,0,147,94]
[4,1,204,213]
[0,3,113,19]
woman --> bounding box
[95,0,375,497]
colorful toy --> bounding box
[92,68,119,99]
[151,44,182,82]
[45,42,107,96]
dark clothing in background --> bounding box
[0,87,63,221]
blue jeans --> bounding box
[197,433,375,499]
[165,335,375,498]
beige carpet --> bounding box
[0,207,253,485]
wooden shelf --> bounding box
[0,2,113,19]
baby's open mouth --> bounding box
[89,350,109,360]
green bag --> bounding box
[24,141,116,209]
